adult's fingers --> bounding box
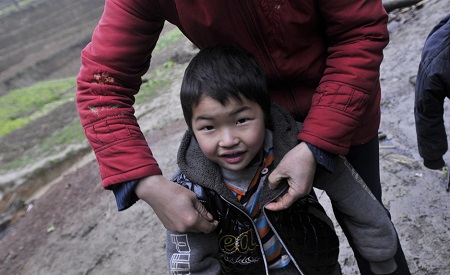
[192,200,219,234]
[265,192,296,211]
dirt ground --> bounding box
[1,0,450,274]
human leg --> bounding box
[314,155,398,273]
[334,136,411,274]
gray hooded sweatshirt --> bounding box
[166,102,398,275]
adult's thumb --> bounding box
[193,199,219,234]
[194,199,214,222]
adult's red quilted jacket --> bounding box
[76,0,389,188]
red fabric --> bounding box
[76,0,389,188]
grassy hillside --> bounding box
[0,26,187,201]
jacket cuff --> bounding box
[423,158,445,170]
[306,142,337,173]
[112,179,140,211]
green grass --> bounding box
[40,121,86,152]
[0,68,174,172]
[0,77,76,137]
[0,26,182,138]
[0,120,86,171]
[0,69,171,139]
[0,70,172,172]
[153,27,184,54]
[137,69,173,103]
[0,0,35,17]
[0,27,182,174]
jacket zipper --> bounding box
[262,202,305,275]
[261,186,305,274]
[220,195,270,275]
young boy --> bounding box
[166,46,398,275]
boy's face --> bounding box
[191,95,266,171]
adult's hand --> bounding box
[135,175,219,233]
[265,142,316,211]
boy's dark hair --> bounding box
[180,45,271,131]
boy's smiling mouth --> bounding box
[221,151,246,164]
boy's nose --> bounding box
[218,129,239,147]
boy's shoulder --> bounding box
[172,171,191,185]
[173,172,216,204]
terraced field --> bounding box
[0,0,105,94]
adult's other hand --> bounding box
[266,142,316,211]
[135,175,219,233]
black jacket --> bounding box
[415,13,450,169]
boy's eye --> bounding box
[202,125,214,131]
[237,118,249,125]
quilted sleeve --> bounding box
[76,0,166,188]
[299,0,389,154]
